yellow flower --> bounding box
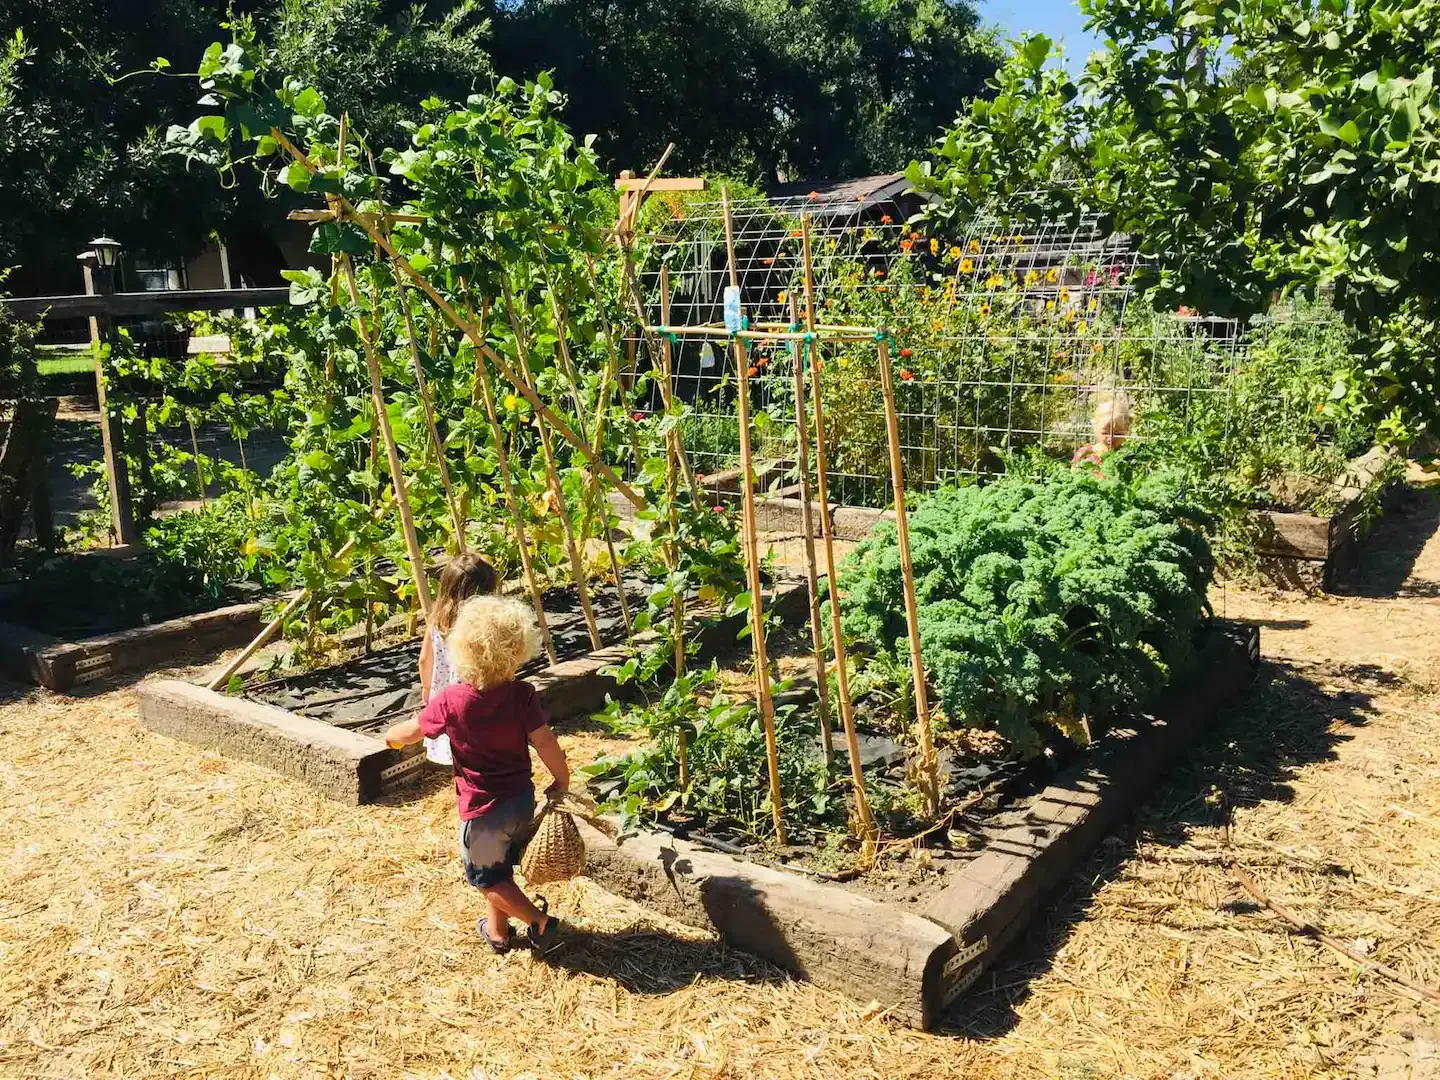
[1059,288,1071,305]
[838,356,850,367]
[1025,270,1039,285]
[979,303,991,318]
[1046,268,1060,283]
[985,273,1006,289]
[948,245,962,260]
[960,258,975,274]
[930,238,940,256]
[503,393,519,410]
[932,320,945,332]
[777,290,787,304]
[1076,320,1089,335]
[968,239,980,253]
[1045,299,1055,312]
[1091,343,1104,354]
[1087,298,1099,313]
[990,233,1000,242]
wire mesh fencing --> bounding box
[624,189,1342,509]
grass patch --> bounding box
[36,352,94,377]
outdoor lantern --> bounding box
[89,236,123,269]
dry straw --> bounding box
[3,563,1440,1078]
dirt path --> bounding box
[1,486,1437,1078]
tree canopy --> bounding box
[912,0,1440,447]
[484,0,1000,181]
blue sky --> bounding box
[981,0,1102,69]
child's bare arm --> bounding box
[383,716,423,750]
[418,631,434,704]
[528,724,571,794]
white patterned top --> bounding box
[423,627,459,766]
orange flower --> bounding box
[873,269,885,278]
[790,229,803,237]
[899,238,914,252]
[806,190,820,201]
[763,257,775,265]
[932,320,945,331]
[899,347,913,358]
[747,366,758,377]
[880,214,893,225]
[899,368,914,380]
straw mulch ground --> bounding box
[2,484,1438,1079]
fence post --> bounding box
[80,255,138,545]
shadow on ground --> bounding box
[1332,484,1440,600]
[937,657,1376,1040]
[538,921,790,995]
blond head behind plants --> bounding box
[448,596,542,690]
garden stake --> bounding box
[467,327,559,665]
[800,214,876,852]
[876,337,940,818]
[457,296,492,530]
[270,126,644,511]
[392,268,466,551]
[722,184,785,845]
[659,263,688,787]
[548,275,632,640]
[340,256,433,621]
[186,414,207,508]
[502,282,602,651]
[788,293,835,773]
[205,492,394,691]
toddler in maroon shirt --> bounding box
[384,596,571,953]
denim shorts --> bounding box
[460,789,537,888]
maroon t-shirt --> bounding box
[417,680,547,820]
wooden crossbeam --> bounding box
[613,177,706,192]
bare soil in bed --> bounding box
[243,572,655,735]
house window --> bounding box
[129,259,187,292]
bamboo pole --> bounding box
[659,264,688,788]
[340,257,433,621]
[339,256,434,622]
[614,245,701,500]
[186,414,207,508]
[646,325,877,344]
[270,123,645,511]
[800,214,876,852]
[876,336,939,818]
[722,184,785,845]
[787,293,835,773]
[466,314,559,665]
[205,495,393,691]
[502,283,602,651]
[392,268,466,551]
[547,272,632,640]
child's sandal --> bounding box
[477,916,513,954]
[527,897,563,954]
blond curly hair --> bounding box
[447,596,543,690]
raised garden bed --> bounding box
[136,575,809,804]
[1253,445,1402,590]
[577,621,1260,1029]
[0,548,267,691]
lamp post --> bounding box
[80,237,137,545]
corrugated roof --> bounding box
[766,172,912,212]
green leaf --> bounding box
[292,87,326,118]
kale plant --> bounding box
[837,467,1214,752]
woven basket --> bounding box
[519,791,615,887]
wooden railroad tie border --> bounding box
[579,623,1260,1030]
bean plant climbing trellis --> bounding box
[625,188,1346,509]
